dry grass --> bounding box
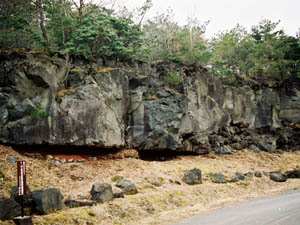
[0,145,300,225]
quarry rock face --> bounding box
[0,51,299,152]
[0,52,128,147]
[279,79,300,123]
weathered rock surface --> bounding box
[183,168,202,185]
[116,179,138,195]
[0,52,128,147]
[90,183,114,203]
[0,51,299,153]
[279,79,300,123]
[32,188,64,215]
[0,198,21,220]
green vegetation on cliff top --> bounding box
[0,0,299,81]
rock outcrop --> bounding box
[0,50,299,152]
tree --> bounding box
[0,0,43,48]
[45,0,76,50]
[137,0,153,26]
[65,4,142,60]
[209,19,300,82]
[141,9,179,61]
[173,19,211,65]
[209,25,252,78]
[249,19,290,79]
[140,10,210,65]
[277,34,300,78]
[70,0,85,23]
[37,0,49,42]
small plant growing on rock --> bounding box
[31,104,47,119]
[164,70,183,85]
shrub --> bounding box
[164,70,183,85]
[31,104,47,119]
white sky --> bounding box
[120,0,300,38]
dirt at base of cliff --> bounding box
[0,145,300,225]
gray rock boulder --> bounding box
[255,171,262,177]
[263,171,269,176]
[245,172,254,179]
[285,170,300,179]
[269,171,287,182]
[90,183,114,203]
[65,199,96,208]
[32,188,64,215]
[211,173,227,183]
[116,179,138,195]
[249,145,260,153]
[150,177,164,187]
[253,135,277,153]
[113,189,125,198]
[213,145,232,154]
[0,198,21,220]
[183,168,202,185]
[230,172,245,182]
[231,143,243,150]
[7,156,16,164]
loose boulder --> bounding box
[90,183,114,203]
[151,177,164,187]
[245,172,254,179]
[65,199,96,208]
[211,173,227,183]
[255,171,262,177]
[254,135,277,153]
[0,198,21,220]
[32,188,64,215]
[269,171,287,182]
[113,189,125,198]
[183,168,202,185]
[7,156,16,164]
[230,172,245,182]
[285,170,300,179]
[116,179,138,195]
[231,143,243,150]
[249,145,260,153]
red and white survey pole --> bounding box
[14,161,32,225]
[17,161,27,218]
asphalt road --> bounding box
[171,189,300,225]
